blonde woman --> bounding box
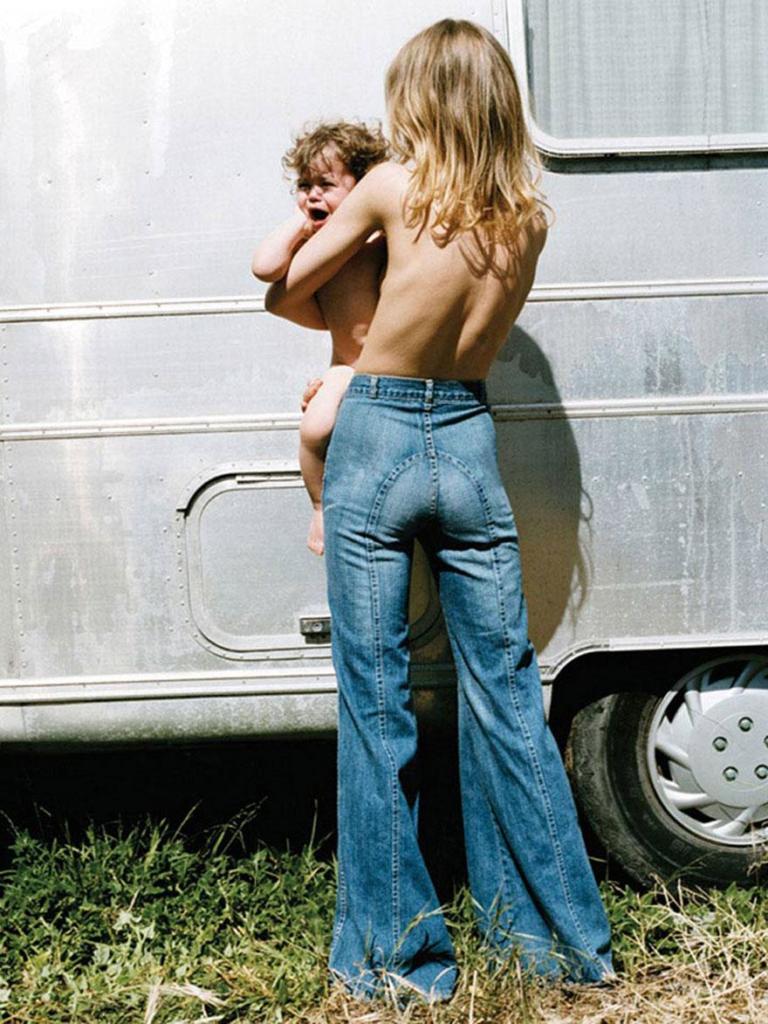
[266,18,613,1003]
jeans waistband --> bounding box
[347,373,487,408]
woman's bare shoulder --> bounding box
[358,160,409,192]
[365,159,409,179]
[352,162,408,226]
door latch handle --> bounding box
[300,615,332,641]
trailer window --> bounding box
[514,0,768,155]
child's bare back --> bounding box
[315,233,386,363]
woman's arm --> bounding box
[265,164,387,319]
[252,210,328,330]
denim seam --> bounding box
[487,799,515,945]
[451,640,515,943]
[331,858,347,947]
[423,412,438,516]
[363,453,431,951]
[435,449,596,959]
[364,450,430,531]
[502,661,596,959]
[454,639,548,953]
[364,529,400,950]
[330,700,349,950]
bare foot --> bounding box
[307,507,324,555]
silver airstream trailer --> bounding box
[2,0,767,886]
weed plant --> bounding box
[0,813,767,1023]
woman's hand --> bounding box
[301,377,323,412]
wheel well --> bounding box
[547,645,768,749]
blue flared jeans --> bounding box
[322,374,613,1000]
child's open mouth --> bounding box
[309,209,329,222]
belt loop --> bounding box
[368,375,379,399]
[424,378,434,410]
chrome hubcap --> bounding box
[647,655,768,845]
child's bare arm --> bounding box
[251,209,312,282]
[252,210,328,330]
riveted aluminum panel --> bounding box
[489,291,768,664]
[2,430,319,679]
[1,427,447,683]
[0,310,324,426]
[490,294,768,408]
[534,168,768,285]
[0,439,17,678]
[1,0,497,308]
[497,409,768,661]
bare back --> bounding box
[355,162,547,380]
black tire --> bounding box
[567,688,767,886]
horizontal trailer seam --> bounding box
[1,278,766,323]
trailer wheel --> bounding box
[567,653,768,885]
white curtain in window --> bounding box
[523,0,768,139]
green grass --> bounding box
[1,814,767,1023]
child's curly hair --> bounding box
[282,121,389,183]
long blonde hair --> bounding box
[385,19,551,247]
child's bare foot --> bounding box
[307,507,324,555]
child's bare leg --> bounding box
[299,434,327,555]
[299,366,354,555]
